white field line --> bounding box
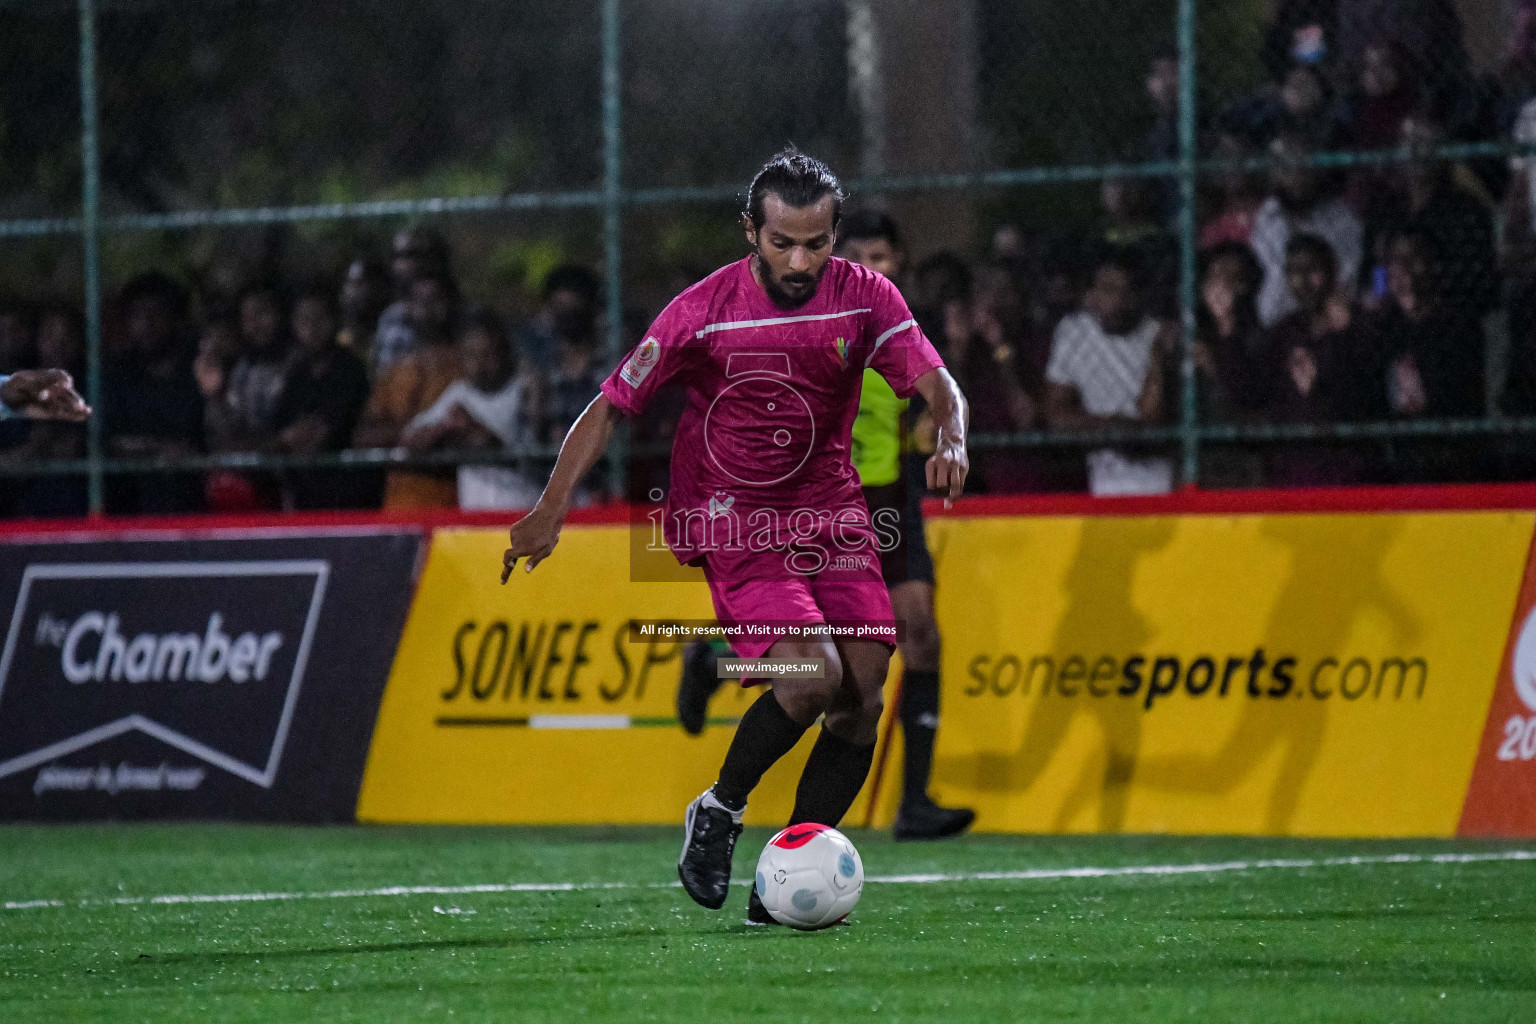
[4,848,1533,913]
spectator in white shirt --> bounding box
[403,306,543,511]
[1251,131,1364,326]
[1045,250,1176,496]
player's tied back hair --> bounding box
[745,146,846,230]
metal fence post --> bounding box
[602,0,627,499]
[1176,0,1199,487]
[78,0,105,513]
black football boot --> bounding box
[744,883,779,926]
[678,790,742,909]
[893,797,976,841]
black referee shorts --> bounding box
[861,471,935,588]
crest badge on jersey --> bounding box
[832,336,848,366]
[621,337,661,387]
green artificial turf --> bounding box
[0,825,1532,1022]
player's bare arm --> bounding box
[913,366,968,508]
[501,393,623,581]
[0,369,91,422]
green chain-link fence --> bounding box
[1,0,1533,511]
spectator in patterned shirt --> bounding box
[1044,249,1176,496]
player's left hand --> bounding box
[501,503,565,582]
[1,369,91,422]
[926,430,967,509]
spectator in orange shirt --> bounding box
[353,269,464,509]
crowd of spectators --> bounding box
[4,1,1536,513]
[926,0,1536,495]
[0,227,609,517]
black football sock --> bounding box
[788,727,877,828]
[899,669,941,807]
[713,688,810,812]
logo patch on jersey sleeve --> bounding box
[620,337,661,387]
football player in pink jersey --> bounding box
[501,148,969,924]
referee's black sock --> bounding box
[899,669,941,807]
[788,727,877,828]
[712,688,809,812]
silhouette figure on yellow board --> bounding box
[1133,515,1420,833]
[959,517,1176,831]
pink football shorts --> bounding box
[700,539,897,663]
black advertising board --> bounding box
[0,529,421,821]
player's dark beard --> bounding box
[754,251,821,309]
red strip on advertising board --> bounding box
[4,481,1536,539]
[1459,532,1536,836]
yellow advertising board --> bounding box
[913,510,1532,837]
[356,526,888,826]
[359,510,1533,837]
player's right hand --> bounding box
[501,504,564,582]
[926,429,968,509]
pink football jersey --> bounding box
[600,256,943,563]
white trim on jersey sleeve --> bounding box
[693,307,871,339]
[863,318,917,368]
